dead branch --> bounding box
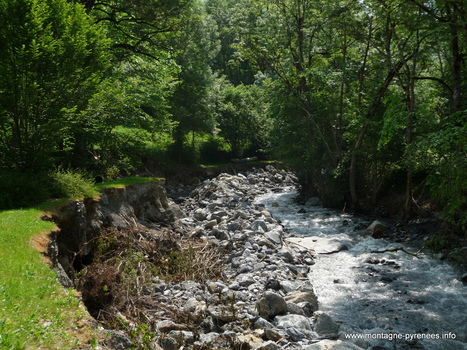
[370,246,422,258]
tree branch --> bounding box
[412,76,453,93]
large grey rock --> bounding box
[285,291,319,312]
[256,291,288,318]
[275,314,312,331]
[365,220,390,238]
[285,237,348,254]
[313,312,340,337]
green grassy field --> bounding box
[0,203,96,349]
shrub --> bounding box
[50,168,99,199]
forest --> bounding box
[0,0,466,235]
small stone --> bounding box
[263,328,284,342]
[103,330,133,350]
[159,336,178,350]
[227,222,242,231]
[280,280,297,293]
[167,331,195,345]
[254,317,275,329]
[205,219,218,229]
[255,340,280,350]
[157,320,187,333]
[236,334,263,349]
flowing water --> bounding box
[256,188,467,350]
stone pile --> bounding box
[146,166,361,350]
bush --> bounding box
[50,168,99,199]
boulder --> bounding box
[365,220,390,238]
[256,291,288,318]
[313,312,339,337]
[275,314,312,331]
[285,291,319,312]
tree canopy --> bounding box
[1,0,466,232]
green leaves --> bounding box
[0,0,110,172]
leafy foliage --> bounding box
[0,0,111,172]
[216,83,270,157]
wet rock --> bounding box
[313,312,339,337]
[305,197,320,206]
[461,273,467,283]
[256,291,288,318]
[365,220,390,239]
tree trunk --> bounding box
[349,60,406,209]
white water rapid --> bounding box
[256,188,467,350]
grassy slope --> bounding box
[0,177,160,349]
[0,205,96,349]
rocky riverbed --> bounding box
[158,166,344,350]
[55,165,466,350]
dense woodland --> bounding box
[0,0,466,234]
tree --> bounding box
[75,0,194,60]
[168,2,220,163]
[0,0,110,172]
[236,0,354,204]
[216,83,269,157]
[65,55,179,175]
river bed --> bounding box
[256,188,467,350]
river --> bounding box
[256,188,467,350]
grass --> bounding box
[95,176,162,190]
[0,206,96,349]
[0,176,159,349]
